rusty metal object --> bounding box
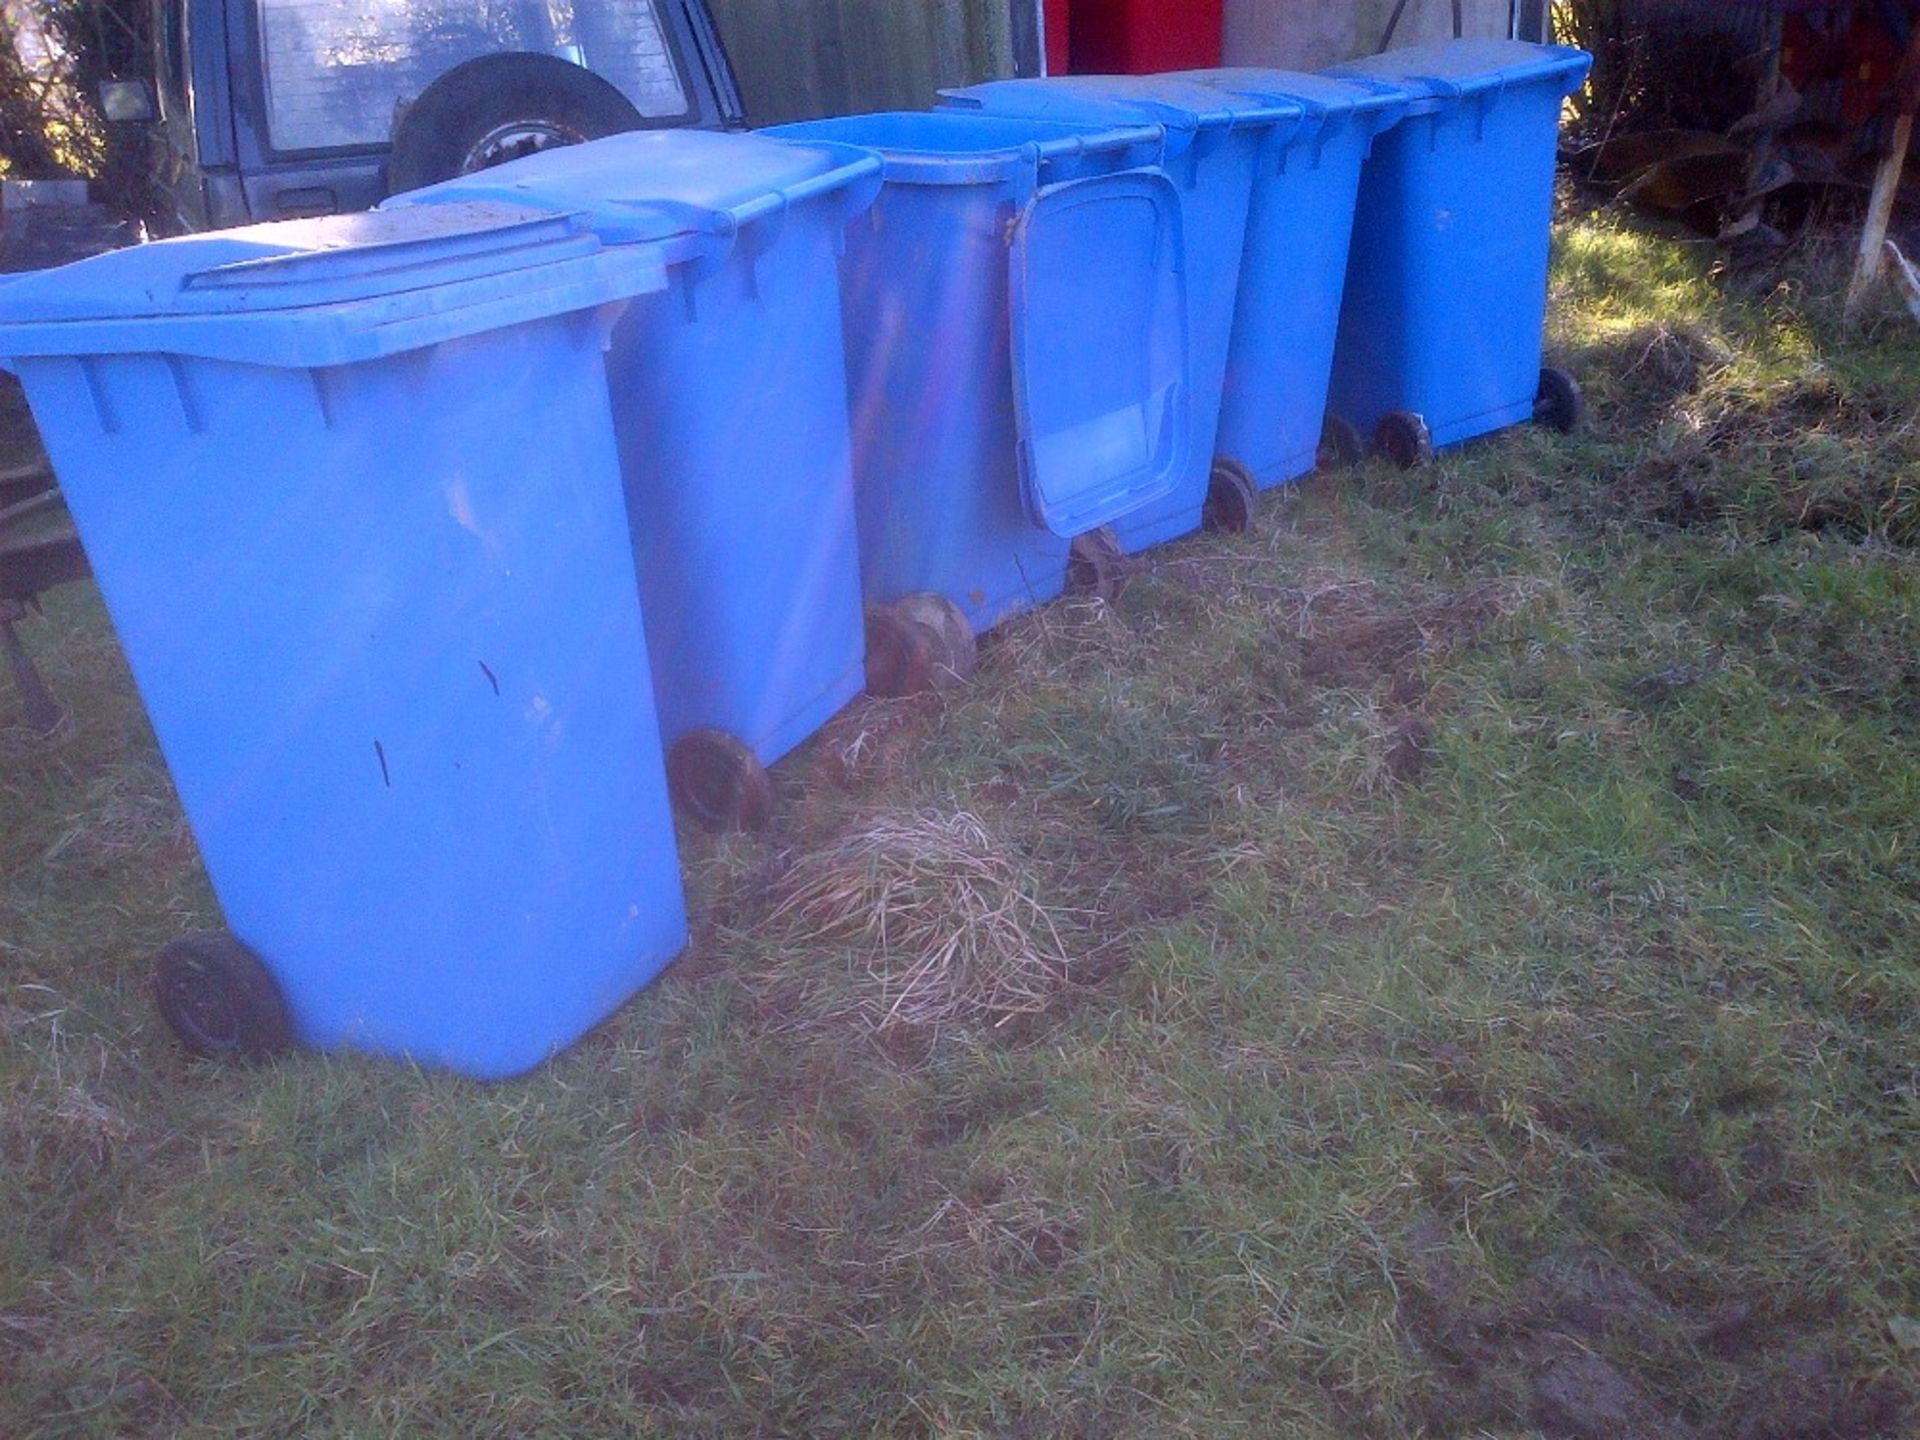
[1586,128,1746,186]
[0,466,88,606]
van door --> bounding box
[225,0,728,223]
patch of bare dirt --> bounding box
[1384,714,1438,785]
[1295,581,1518,695]
[1397,1218,1912,1440]
[1612,373,1920,546]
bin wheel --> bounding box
[1534,366,1584,434]
[667,729,773,833]
[864,606,937,699]
[152,931,292,1062]
[1374,410,1434,470]
[1066,527,1126,605]
[1317,415,1366,471]
[894,593,978,687]
[1203,459,1258,535]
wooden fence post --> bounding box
[1844,25,1920,318]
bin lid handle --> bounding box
[181,206,599,301]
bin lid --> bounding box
[942,76,1299,153]
[1329,40,1591,103]
[389,128,874,240]
[0,201,678,366]
[1009,170,1188,537]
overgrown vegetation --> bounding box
[1553,0,1772,138]
[1,213,1915,1437]
[0,0,150,213]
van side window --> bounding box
[256,0,690,154]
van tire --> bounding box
[386,52,645,197]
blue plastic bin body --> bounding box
[1174,69,1410,490]
[940,77,1299,552]
[0,204,692,1078]
[764,111,1190,635]
[389,131,883,768]
[1324,41,1592,450]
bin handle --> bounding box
[727,149,886,234]
[1334,76,1413,141]
[1258,106,1322,174]
[1552,49,1595,100]
[321,240,673,363]
[1025,124,1167,168]
[575,154,884,253]
[1403,72,1466,104]
[1001,125,1168,206]
[180,210,597,295]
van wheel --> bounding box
[386,52,644,196]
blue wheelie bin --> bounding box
[387,131,883,830]
[0,204,693,1079]
[1172,69,1411,488]
[762,111,1189,685]
[940,77,1302,553]
[1322,40,1593,465]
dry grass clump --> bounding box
[1579,320,1733,421]
[40,762,185,869]
[1617,367,1920,542]
[764,810,1077,1038]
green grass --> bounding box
[2,211,1916,1437]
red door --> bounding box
[1045,0,1071,74]
[1067,0,1224,74]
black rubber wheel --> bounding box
[1203,458,1258,534]
[152,931,292,1062]
[1534,365,1585,434]
[864,606,937,698]
[667,729,773,833]
[386,52,645,196]
[894,593,977,686]
[1066,527,1126,605]
[1317,414,1365,471]
[1374,410,1434,469]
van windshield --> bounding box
[257,0,689,154]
